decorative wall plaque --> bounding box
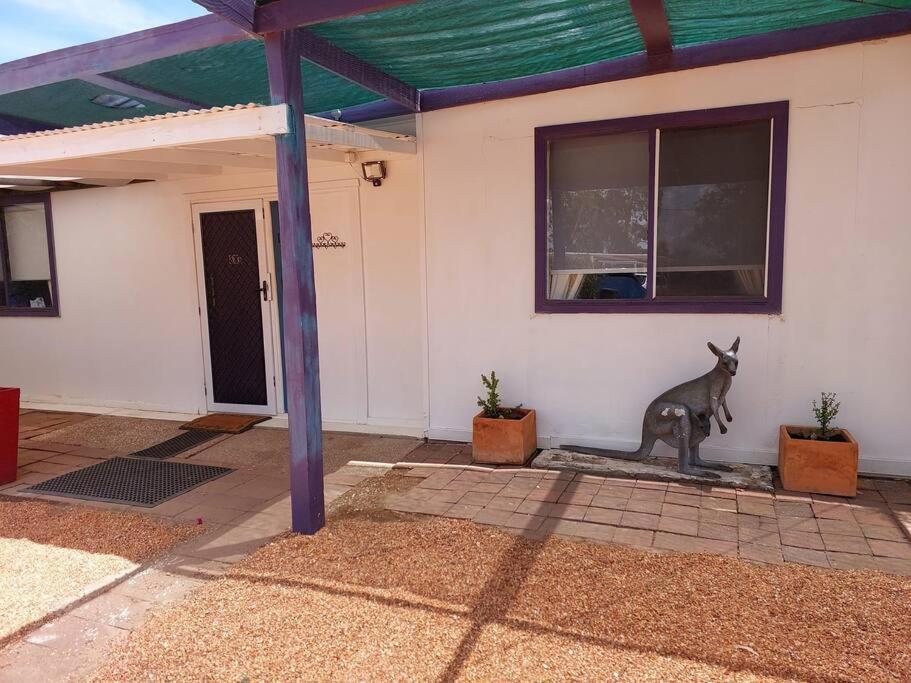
[312,232,346,249]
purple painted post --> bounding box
[264,29,325,535]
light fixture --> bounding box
[361,160,386,187]
[91,93,146,110]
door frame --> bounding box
[191,199,278,415]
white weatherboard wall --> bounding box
[420,35,911,475]
[0,158,425,430]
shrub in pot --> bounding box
[471,371,537,465]
[779,392,858,497]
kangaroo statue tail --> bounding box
[561,419,657,461]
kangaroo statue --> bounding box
[563,337,740,478]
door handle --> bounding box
[257,279,269,301]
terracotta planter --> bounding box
[472,409,537,465]
[778,425,858,497]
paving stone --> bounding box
[557,492,594,506]
[737,499,776,517]
[779,530,825,550]
[738,527,781,547]
[700,508,738,527]
[70,591,156,631]
[472,507,515,526]
[442,503,484,520]
[574,473,608,484]
[812,502,855,521]
[826,551,882,572]
[860,523,906,542]
[571,521,616,543]
[658,516,698,536]
[612,527,654,549]
[739,543,784,565]
[698,522,738,542]
[624,498,663,515]
[484,495,523,512]
[582,506,622,525]
[505,513,546,531]
[176,504,245,526]
[633,479,667,491]
[629,488,665,502]
[700,496,737,512]
[867,556,911,576]
[563,482,601,496]
[703,486,737,499]
[590,494,628,511]
[598,485,634,500]
[853,508,901,527]
[774,501,814,518]
[664,492,701,507]
[26,614,128,652]
[459,491,496,506]
[738,515,778,531]
[737,489,774,500]
[778,516,819,533]
[821,534,871,555]
[817,518,863,537]
[774,490,813,503]
[867,538,911,559]
[600,477,636,488]
[654,532,737,556]
[515,499,554,516]
[547,503,589,520]
[536,517,582,537]
[781,545,831,568]
[661,503,699,521]
[619,511,660,531]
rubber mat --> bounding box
[180,413,270,434]
[25,457,233,507]
[129,429,218,459]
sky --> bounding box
[0,0,208,63]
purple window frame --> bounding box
[534,100,789,314]
[0,192,60,317]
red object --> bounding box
[0,388,20,485]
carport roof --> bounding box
[0,0,910,131]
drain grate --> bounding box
[26,457,233,507]
[129,429,217,459]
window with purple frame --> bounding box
[0,194,59,316]
[535,101,788,314]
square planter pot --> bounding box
[472,409,537,466]
[0,387,21,485]
[778,425,858,497]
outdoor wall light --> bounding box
[361,160,386,187]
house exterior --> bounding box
[1,1,910,528]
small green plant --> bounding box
[477,371,521,419]
[811,391,840,439]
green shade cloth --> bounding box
[0,0,907,129]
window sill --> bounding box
[535,299,780,315]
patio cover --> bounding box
[1,0,909,131]
[0,103,416,189]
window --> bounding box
[535,102,788,313]
[0,194,59,316]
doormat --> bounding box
[532,449,774,492]
[25,457,233,507]
[129,429,218,460]
[180,413,270,434]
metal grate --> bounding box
[129,429,217,459]
[26,457,233,507]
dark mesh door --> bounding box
[200,210,267,406]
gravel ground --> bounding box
[30,415,185,452]
[90,476,911,682]
[0,497,199,644]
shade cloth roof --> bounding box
[1,0,910,130]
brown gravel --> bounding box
[30,415,185,452]
[90,488,911,682]
[0,497,199,644]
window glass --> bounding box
[655,121,771,298]
[547,132,649,300]
[1,202,54,310]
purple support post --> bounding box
[264,29,325,535]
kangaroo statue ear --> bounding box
[707,341,721,357]
[731,336,741,353]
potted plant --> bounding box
[471,371,537,465]
[779,392,858,497]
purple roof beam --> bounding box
[80,73,208,110]
[298,30,419,112]
[629,0,673,64]
[193,0,256,32]
[255,0,420,33]
[0,15,249,97]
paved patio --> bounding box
[385,460,911,575]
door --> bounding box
[268,181,368,424]
[194,201,276,415]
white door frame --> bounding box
[191,199,278,415]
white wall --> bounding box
[0,157,426,428]
[419,35,911,475]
